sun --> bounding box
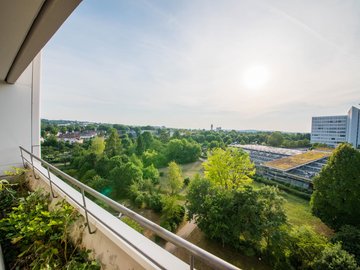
[242,65,270,90]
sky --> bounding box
[41,0,360,132]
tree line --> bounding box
[186,146,360,269]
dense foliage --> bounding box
[311,143,360,230]
[0,181,99,269]
[332,225,360,265]
[187,177,287,250]
[167,161,183,194]
[204,148,255,189]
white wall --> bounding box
[0,54,40,175]
[347,107,360,148]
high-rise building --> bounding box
[311,106,360,148]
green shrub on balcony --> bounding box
[0,175,100,270]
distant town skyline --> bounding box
[41,0,360,132]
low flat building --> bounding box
[311,106,360,148]
[233,144,331,189]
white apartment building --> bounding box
[311,106,360,148]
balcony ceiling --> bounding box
[0,0,81,83]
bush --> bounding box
[253,175,311,200]
[332,225,360,265]
[0,179,17,214]
[287,226,328,269]
[64,168,78,177]
[160,220,173,231]
[135,194,145,208]
[146,193,163,213]
[313,243,358,270]
[183,177,190,186]
[0,190,100,269]
[160,196,185,232]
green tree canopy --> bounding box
[332,225,360,265]
[90,136,105,155]
[109,162,143,198]
[166,139,201,164]
[311,143,360,230]
[203,148,255,189]
[313,242,358,270]
[187,177,287,250]
[267,131,284,147]
[104,128,122,157]
[143,164,160,184]
[167,161,183,195]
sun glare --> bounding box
[242,65,270,90]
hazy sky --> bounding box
[42,0,360,132]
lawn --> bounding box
[158,159,204,194]
[159,159,204,180]
[281,191,333,236]
[161,159,332,237]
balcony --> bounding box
[12,146,240,270]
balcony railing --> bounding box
[19,146,240,270]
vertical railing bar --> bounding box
[190,255,195,270]
[81,188,96,234]
[19,148,26,168]
[30,154,39,179]
[47,165,58,198]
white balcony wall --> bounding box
[0,54,40,174]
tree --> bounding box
[143,164,160,185]
[159,129,170,143]
[203,148,255,189]
[90,136,105,155]
[166,139,201,164]
[87,175,110,192]
[160,196,185,232]
[267,131,284,147]
[172,130,181,139]
[121,134,134,154]
[287,226,328,269]
[167,161,183,195]
[142,149,165,167]
[311,143,360,230]
[332,225,360,265]
[313,243,358,270]
[142,132,154,149]
[136,134,145,155]
[187,178,287,250]
[109,162,143,198]
[105,128,122,157]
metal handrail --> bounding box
[19,146,240,270]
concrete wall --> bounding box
[0,54,40,175]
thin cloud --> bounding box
[41,0,360,132]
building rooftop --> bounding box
[264,150,331,171]
[234,144,304,156]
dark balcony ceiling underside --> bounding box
[0,0,81,84]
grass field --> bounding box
[282,191,333,236]
[161,159,332,237]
